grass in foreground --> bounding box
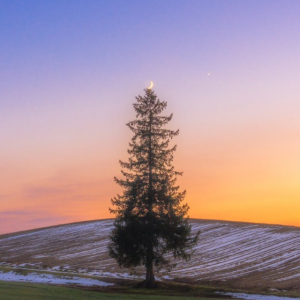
[0,281,223,300]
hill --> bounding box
[1,219,300,291]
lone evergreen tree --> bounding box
[109,88,199,288]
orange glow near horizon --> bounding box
[2,119,300,234]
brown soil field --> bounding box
[1,219,300,292]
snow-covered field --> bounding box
[0,219,300,290]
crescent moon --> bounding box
[147,81,154,89]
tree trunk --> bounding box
[145,260,155,288]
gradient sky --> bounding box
[1,0,300,234]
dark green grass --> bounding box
[0,281,223,300]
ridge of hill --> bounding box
[1,219,300,291]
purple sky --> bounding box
[1,0,300,234]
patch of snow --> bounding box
[276,272,300,281]
[218,292,298,300]
[0,270,114,286]
[18,263,27,267]
[90,271,144,280]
